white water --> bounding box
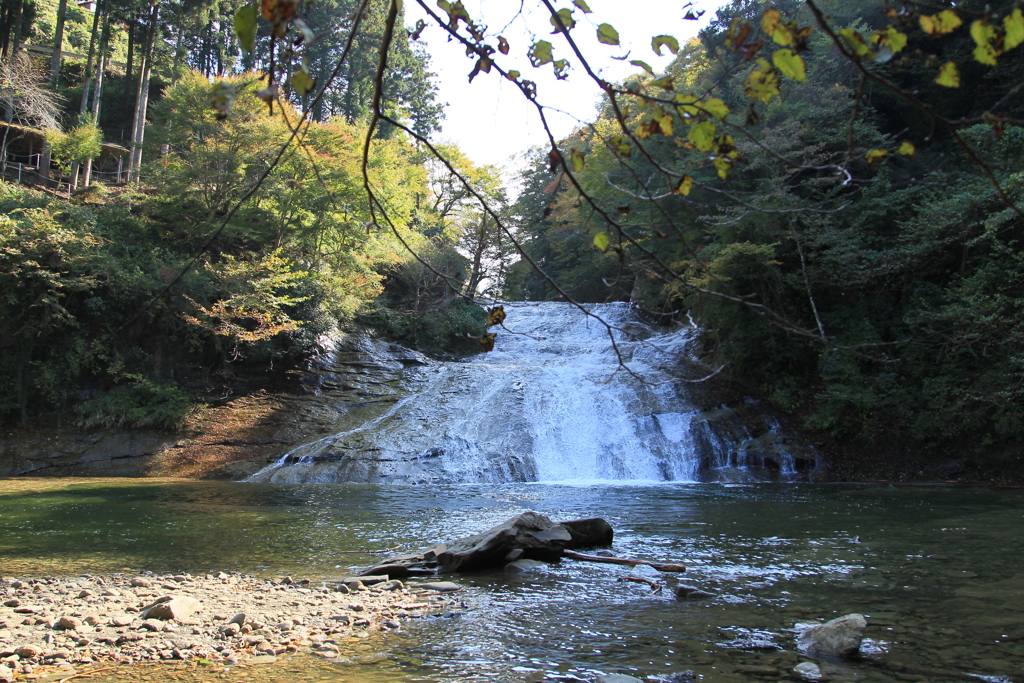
[248,302,807,485]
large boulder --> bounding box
[796,613,867,658]
[361,512,614,575]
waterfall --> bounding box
[247,302,814,484]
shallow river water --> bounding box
[1,479,1022,683]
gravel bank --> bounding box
[0,572,464,679]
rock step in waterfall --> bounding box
[248,302,816,484]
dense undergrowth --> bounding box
[0,73,487,431]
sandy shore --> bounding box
[0,572,463,680]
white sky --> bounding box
[407,0,723,171]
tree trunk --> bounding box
[466,214,489,296]
[78,0,102,115]
[127,5,156,182]
[49,0,68,85]
[171,22,184,84]
[9,0,23,57]
[83,12,109,188]
[124,19,134,108]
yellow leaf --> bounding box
[897,141,916,157]
[675,175,694,196]
[675,93,700,118]
[702,97,730,120]
[935,60,960,88]
[290,69,315,96]
[570,148,585,173]
[713,156,733,179]
[658,115,673,136]
[772,48,806,82]
[919,9,962,36]
[970,20,1001,65]
[688,121,716,152]
[609,135,631,157]
[487,306,506,326]
[593,232,610,252]
[1005,9,1024,51]
[744,65,780,103]
[838,28,872,59]
[761,9,792,46]
[872,25,907,55]
[865,149,888,167]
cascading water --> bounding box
[247,302,814,484]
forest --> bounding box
[0,0,1021,478]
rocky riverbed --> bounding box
[0,572,464,681]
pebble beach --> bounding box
[0,572,464,681]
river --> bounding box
[2,478,1022,682]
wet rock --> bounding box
[380,580,404,591]
[416,582,461,593]
[382,619,401,629]
[559,518,614,548]
[793,662,823,680]
[797,614,867,658]
[675,585,714,601]
[505,559,550,574]
[660,671,697,683]
[143,596,201,621]
[734,664,779,675]
[596,675,645,683]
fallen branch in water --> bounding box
[562,549,685,572]
[617,576,663,593]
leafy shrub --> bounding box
[74,377,203,430]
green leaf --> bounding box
[652,34,679,56]
[838,28,872,59]
[688,120,716,152]
[234,4,258,53]
[529,40,554,66]
[597,23,620,45]
[772,48,806,82]
[651,76,674,90]
[1005,9,1024,51]
[593,232,610,252]
[935,60,960,88]
[609,135,631,157]
[702,97,730,120]
[630,59,654,75]
[570,148,585,172]
[290,69,315,96]
[549,8,576,33]
[572,0,592,13]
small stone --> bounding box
[382,619,401,629]
[141,620,162,632]
[281,577,294,585]
[110,616,133,627]
[416,582,462,593]
[663,671,697,683]
[3,600,19,608]
[380,580,404,591]
[228,613,246,626]
[14,646,42,660]
[220,623,240,637]
[101,588,121,597]
[734,665,779,675]
[250,654,277,664]
[316,643,340,653]
[77,590,93,599]
[345,580,365,591]
[330,615,352,625]
[596,675,645,683]
[793,662,823,680]
[75,638,90,647]
[348,603,365,612]
[334,584,351,594]
[0,664,12,683]
[144,596,201,621]
[83,616,103,627]
[797,614,867,658]
[130,579,152,588]
[56,617,82,631]
[674,585,714,600]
